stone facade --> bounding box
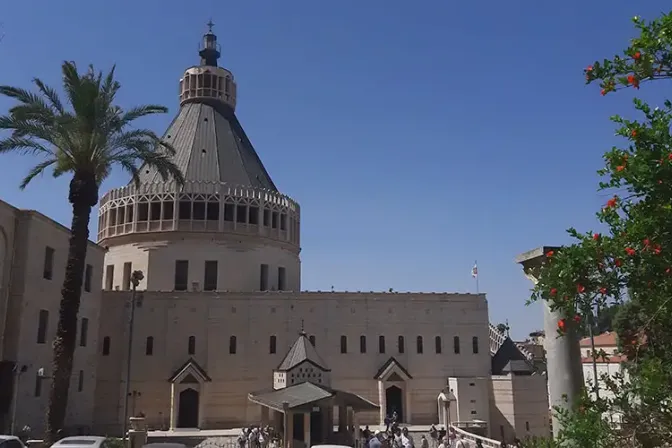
[0,199,106,435]
[92,290,492,433]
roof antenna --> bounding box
[299,319,306,336]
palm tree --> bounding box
[0,61,184,443]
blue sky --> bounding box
[0,1,669,339]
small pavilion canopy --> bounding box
[249,381,378,413]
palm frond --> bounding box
[33,78,65,115]
[0,136,53,156]
[19,158,57,189]
[1,60,185,193]
[119,105,169,127]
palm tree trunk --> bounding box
[44,173,98,445]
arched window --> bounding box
[435,336,442,354]
[270,335,277,354]
[102,336,111,356]
[188,336,196,355]
[360,335,367,354]
[340,335,348,354]
[309,335,316,347]
[145,336,154,356]
[416,336,424,354]
[454,336,460,354]
[472,336,479,354]
[229,336,237,354]
[379,335,386,354]
[398,336,405,354]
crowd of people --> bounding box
[358,412,525,448]
[237,425,282,448]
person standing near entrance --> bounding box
[370,431,383,448]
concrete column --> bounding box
[169,383,177,430]
[303,413,311,446]
[198,385,205,428]
[261,406,270,426]
[283,402,292,448]
[517,247,584,439]
[377,380,385,425]
[404,385,412,424]
[353,412,360,444]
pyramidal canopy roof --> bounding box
[277,332,330,372]
[136,102,277,191]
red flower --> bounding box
[600,287,607,295]
[627,75,636,84]
[601,89,607,96]
[606,197,618,208]
[625,247,636,256]
[634,51,641,60]
[550,288,557,296]
[616,165,625,172]
[577,284,585,293]
[666,268,671,274]
[573,315,581,323]
[631,129,637,137]
[546,250,554,258]
[654,245,662,255]
[643,239,650,246]
[558,319,566,331]
[659,180,664,184]
[593,233,600,240]
[586,65,593,71]
[615,258,623,267]
[668,153,672,161]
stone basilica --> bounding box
[0,25,549,442]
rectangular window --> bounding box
[84,264,93,292]
[260,264,269,291]
[174,260,189,291]
[379,336,386,354]
[278,267,286,291]
[105,265,114,290]
[80,318,89,347]
[34,373,42,397]
[263,209,271,226]
[146,337,154,356]
[204,261,218,291]
[224,203,235,221]
[43,246,54,280]
[122,262,132,291]
[78,370,84,392]
[37,309,49,344]
[360,335,367,353]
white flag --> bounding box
[471,262,478,278]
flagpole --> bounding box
[474,260,480,295]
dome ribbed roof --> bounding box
[136,102,277,190]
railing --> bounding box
[449,425,501,447]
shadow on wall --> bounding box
[488,385,515,442]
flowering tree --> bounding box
[527,12,672,448]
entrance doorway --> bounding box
[386,385,403,422]
[310,409,323,446]
[293,413,304,443]
[177,388,199,428]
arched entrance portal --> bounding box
[177,388,199,428]
[386,385,403,422]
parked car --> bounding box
[50,436,110,448]
[0,436,26,448]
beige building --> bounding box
[1,24,549,442]
[0,199,106,435]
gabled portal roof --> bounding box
[168,358,211,383]
[374,357,412,380]
[277,332,330,372]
